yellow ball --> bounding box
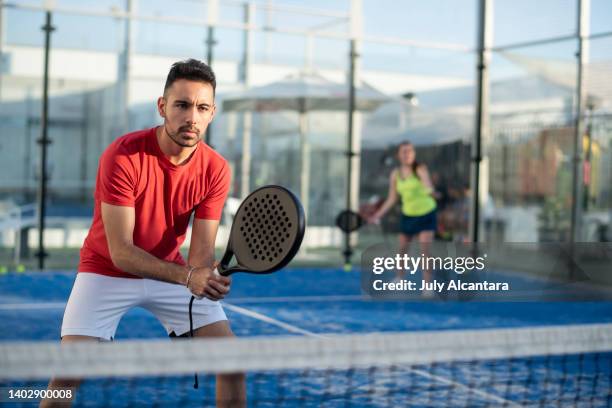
[16,264,26,273]
[343,263,352,272]
[0,266,8,275]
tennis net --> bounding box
[1,323,611,407]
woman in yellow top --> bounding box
[369,141,437,292]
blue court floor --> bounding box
[1,268,611,406]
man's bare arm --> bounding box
[187,218,219,268]
[101,202,190,285]
[186,218,231,300]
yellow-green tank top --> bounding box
[396,172,437,216]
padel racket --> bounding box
[217,185,305,276]
[335,209,366,233]
[188,185,305,386]
[336,209,391,247]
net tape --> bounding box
[2,323,612,380]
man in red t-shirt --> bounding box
[42,59,245,407]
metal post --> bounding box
[343,38,357,269]
[204,25,216,146]
[119,0,133,135]
[205,0,218,146]
[299,111,310,221]
[0,2,5,102]
[36,11,55,269]
[469,0,492,244]
[583,103,593,211]
[570,0,590,243]
[239,3,254,199]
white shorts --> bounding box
[61,272,227,340]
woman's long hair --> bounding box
[397,140,420,179]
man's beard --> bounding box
[164,123,203,148]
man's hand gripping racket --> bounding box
[189,185,306,301]
[187,185,305,387]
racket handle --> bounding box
[216,266,234,277]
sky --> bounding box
[2,0,612,81]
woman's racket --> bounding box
[335,209,391,247]
[188,185,305,387]
[335,209,365,233]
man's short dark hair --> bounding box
[164,59,216,96]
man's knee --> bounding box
[193,319,234,338]
[46,336,99,391]
[61,335,100,343]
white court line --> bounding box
[0,295,366,311]
[223,302,518,406]
[0,300,324,338]
[227,295,366,304]
[222,303,325,338]
[0,301,524,405]
[0,302,65,310]
[410,368,520,407]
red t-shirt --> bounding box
[78,127,231,278]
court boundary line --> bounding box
[0,300,569,404]
[0,295,366,310]
[227,295,365,303]
[0,302,65,310]
[223,303,518,406]
[222,303,325,338]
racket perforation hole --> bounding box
[288,223,292,228]
[279,248,283,253]
[254,255,258,259]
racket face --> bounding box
[227,185,305,274]
[335,210,364,233]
